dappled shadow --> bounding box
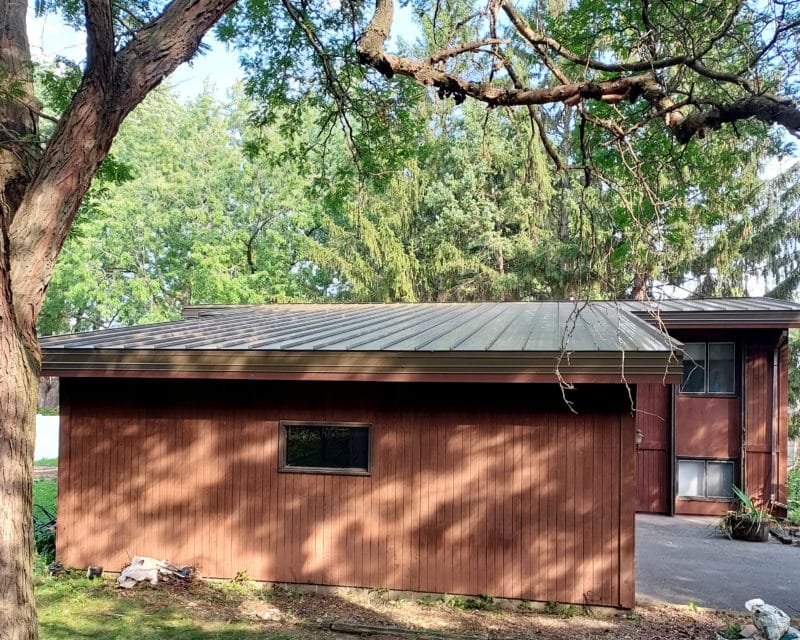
[36,573,750,640]
[56,378,636,615]
[37,578,307,639]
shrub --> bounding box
[789,468,800,524]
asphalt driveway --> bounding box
[636,514,800,615]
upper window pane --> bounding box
[282,423,370,474]
[707,343,735,394]
[681,343,706,393]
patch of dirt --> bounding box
[115,576,779,639]
[33,467,58,480]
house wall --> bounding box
[744,337,789,508]
[58,378,635,608]
[635,384,671,514]
[633,329,789,517]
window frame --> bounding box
[679,341,736,396]
[278,420,372,476]
[676,457,736,500]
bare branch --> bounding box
[429,38,508,64]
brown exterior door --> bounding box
[635,384,671,514]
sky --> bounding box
[27,6,243,100]
[26,3,419,102]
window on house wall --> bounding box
[279,421,371,475]
[677,459,735,499]
[680,342,735,394]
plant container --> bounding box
[730,518,770,542]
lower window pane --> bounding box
[706,461,734,498]
[678,460,705,497]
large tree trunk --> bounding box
[0,2,237,638]
[0,316,39,640]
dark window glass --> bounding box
[707,343,735,393]
[282,423,370,473]
[680,342,735,394]
[681,343,706,393]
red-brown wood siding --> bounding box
[635,384,671,514]
[57,379,635,608]
[665,329,788,515]
[746,342,772,506]
[675,396,740,459]
[669,331,742,515]
[745,336,789,508]
[778,340,789,506]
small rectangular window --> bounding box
[680,342,735,395]
[279,421,371,475]
[677,459,734,499]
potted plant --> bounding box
[717,486,771,542]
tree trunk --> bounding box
[0,2,239,637]
[0,310,39,640]
[631,271,649,300]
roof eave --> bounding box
[630,311,800,329]
[41,348,682,384]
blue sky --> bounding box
[27,6,242,100]
[26,3,419,101]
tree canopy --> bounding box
[219,0,799,298]
[3,0,800,638]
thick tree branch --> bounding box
[115,0,238,105]
[0,0,38,224]
[673,97,800,144]
[356,0,394,78]
[8,0,237,329]
[357,0,800,149]
[85,0,115,82]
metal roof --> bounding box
[616,297,800,329]
[40,302,681,382]
[43,302,674,352]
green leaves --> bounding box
[39,86,324,334]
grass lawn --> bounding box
[33,572,754,640]
[35,457,59,467]
[33,478,57,517]
[36,575,300,640]
[35,575,314,640]
[33,478,57,564]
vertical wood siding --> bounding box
[635,384,671,513]
[57,379,635,608]
[746,342,772,505]
[745,337,789,507]
[778,341,789,506]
